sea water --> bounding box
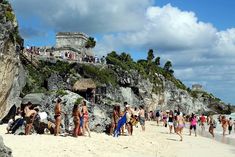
[197,113,235,146]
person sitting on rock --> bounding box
[24,102,37,135]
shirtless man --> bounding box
[24,102,37,135]
[139,106,145,131]
[221,116,228,136]
[176,112,185,141]
[54,98,64,136]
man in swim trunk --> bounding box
[139,106,145,131]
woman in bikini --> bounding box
[176,112,185,141]
[110,105,120,135]
[72,104,81,137]
[54,98,62,136]
[81,100,91,137]
[209,115,216,138]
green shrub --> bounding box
[56,90,68,96]
[5,11,14,22]
[75,98,83,105]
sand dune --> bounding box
[0,121,234,157]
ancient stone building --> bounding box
[192,84,203,91]
[55,32,88,51]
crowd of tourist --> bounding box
[24,46,106,64]
[4,99,235,141]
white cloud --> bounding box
[11,0,153,33]
[10,0,235,104]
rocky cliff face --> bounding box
[0,136,12,157]
[0,1,26,119]
[103,65,231,114]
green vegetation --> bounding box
[56,90,68,96]
[75,98,83,105]
[81,64,117,86]
[2,0,9,5]
[5,11,14,22]
[85,37,96,48]
[105,49,187,92]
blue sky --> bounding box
[10,0,235,105]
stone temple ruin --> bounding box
[192,84,203,91]
[37,32,94,60]
[55,32,88,53]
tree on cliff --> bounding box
[164,60,174,74]
[85,37,96,48]
[147,49,154,64]
[119,52,133,63]
[154,57,160,66]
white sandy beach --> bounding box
[0,121,234,157]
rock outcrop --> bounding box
[22,90,113,133]
[0,136,12,157]
[0,1,26,119]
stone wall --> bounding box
[55,32,88,51]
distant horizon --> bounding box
[10,0,235,105]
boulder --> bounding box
[0,136,12,157]
[21,90,113,133]
[47,73,68,91]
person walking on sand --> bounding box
[54,98,64,136]
[72,103,81,137]
[200,114,206,131]
[221,116,228,136]
[139,106,145,131]
[155,110,160,126]
[162,112,168,127]
[125,104,133,135]
[228,117,233,135]
[176,112,185,141]
[168,110,174,134]
[81,100,91,137]
[189,113,197,137]
[208,115,216,138]
[24,102,37,135]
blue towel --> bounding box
[114,113,127,137]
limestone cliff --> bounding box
[0,1,25,119]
